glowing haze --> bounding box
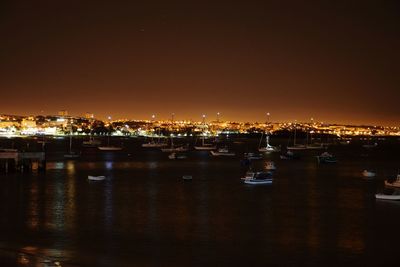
[0,1,399,125]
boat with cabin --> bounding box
[210,147,235,156]
[243,171,273,185]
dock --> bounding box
[0,151,46,173]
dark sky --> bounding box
[0,1,399,125]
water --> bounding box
[1,137,400,266]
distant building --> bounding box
[0,121,16,128]
[21,119,37,128]
[58,110,68,116]
[85,112,94,119]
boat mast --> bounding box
[258,132,264,149]
[69,119,73,153]
[202,114,206,146]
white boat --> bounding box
[88,175,106,181]
[64,152,80,158]
[243,172,273,185]
[265,161,276,170]
[194,144,217,151]
[210,148,235,156]
[375,193,400,201]
[384,175,400,188]
[362,170,376,178]
[142,141,168,148]
[258,134,278,152]
[182,175,192,180]
[244,152,263,160]
[98,146,123,151]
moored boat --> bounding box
[210,147,235,156]
[88,175,106,181]
[161,145,188,153]
[363,142,378,149]
[244,152,263,160]
[362,170,376,178]
[316,152,337,163]
[258,135,278,152]
[194,143,216,151]
[142,141,168,148]
[375,193,400,201]
[243,171,273,185]
[182,175,192,180]
[83,138,102,147]
[98,146,123,151]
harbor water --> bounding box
[0,136,400,266]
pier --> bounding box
[0,151,46,173]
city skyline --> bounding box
[1,1,399,125]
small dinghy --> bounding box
[88,175,106,181]
[182,175,192,181]
[317,152,337,163]
[244,152,263,160]
[362,170,376,178]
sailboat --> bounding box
[194,135,216,150]
[362,137,378,148]
[83,134,101,147]
[287,124,324,150]
[142,129,168,148]
[98,134,123,151]
[161,135,188,152]
[258,133,278,152]
[210,147,235,156]
[64,124,80,158]
[194,115,216,150]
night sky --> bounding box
[0,1,399,125]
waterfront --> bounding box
[1,137,400,266]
